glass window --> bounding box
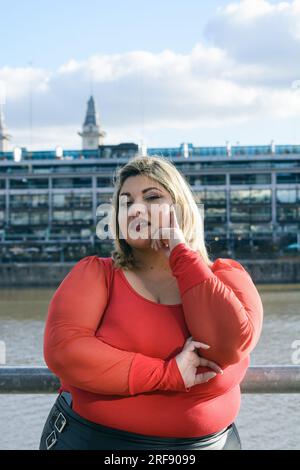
[53,178,92,188]
[229,223,250,234]
[33,167,52,174]
[97,193,112,204]
[53,211,73,222]
[230,174,271,185]
[10,179,48,189]
[204,191,226,205]
[230,190,250,204]
[10,195,30,207]
[231,207,250,222]
[276,189,297,204]
[53,194,68,207]
[97,177,113,187]
[73,210,92,221]
[31,213,48,224]
[201,175,226,185]
[189,177,202,186]
[231,189,271,204]
[32,229,48,237]
[231,206,271,222]
[252,206,272,222]
[103,148,112,158]
[53,193,92,208]
[205,225,227,234]
[205,208,227,222]
[31,194,48,207]
[250,224,273,234]
[250,189,272,203]
[277,173,300,184]
[277,207,299,222]
[72,193,92,208]
[10,212,30,225]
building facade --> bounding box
[0,141,299,263]
[0,96,299,263]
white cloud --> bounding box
[2,0,300,149]
[221,0,277,22]
[0,66,50,101]
[205,0,300,83]
[10,125,81,150]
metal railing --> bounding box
[0,366,300,394]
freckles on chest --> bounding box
[96,296,190,359]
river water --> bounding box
[0,285,299,450]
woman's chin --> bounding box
[127,236,152,248]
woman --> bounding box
[39,155,263,450]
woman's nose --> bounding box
[128,203,147,218]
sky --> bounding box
[0,0,300,150]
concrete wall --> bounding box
[0,263,74,287]
[0,259,299,287]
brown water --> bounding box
[0,285,299,450]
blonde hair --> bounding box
[109,155,214,270]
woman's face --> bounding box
[118,175,173,248]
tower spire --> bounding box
[78,96,106,150]
[0,105,11,152]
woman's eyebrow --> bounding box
[120,187,163,196]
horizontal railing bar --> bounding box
[0,366,300,394]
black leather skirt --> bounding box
[39,392,242,450]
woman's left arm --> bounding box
[169,243,264,369]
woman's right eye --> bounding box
[120,201,131,206]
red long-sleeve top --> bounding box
[43,243,263,438]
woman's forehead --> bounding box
[120,175,164,193]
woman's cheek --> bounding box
[158,203,171,227]
[118,212,128,240]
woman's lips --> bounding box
[136,222,150,231]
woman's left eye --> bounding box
[147,196,160,200]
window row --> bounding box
[1,172,299,190]
[3,190,300,209]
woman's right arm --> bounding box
[44,256,189,396]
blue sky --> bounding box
[1,0,233,67]
[0,0,299,150]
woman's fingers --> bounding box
[170,205,180,229]
[154,239,162,250]
[185,339,210,352]
[194,341,211,350]
[151,228,166,250]
[151,238,161,250]
[197,357,223,375]
[194,371,218,384]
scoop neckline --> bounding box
[118,268,182,308]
